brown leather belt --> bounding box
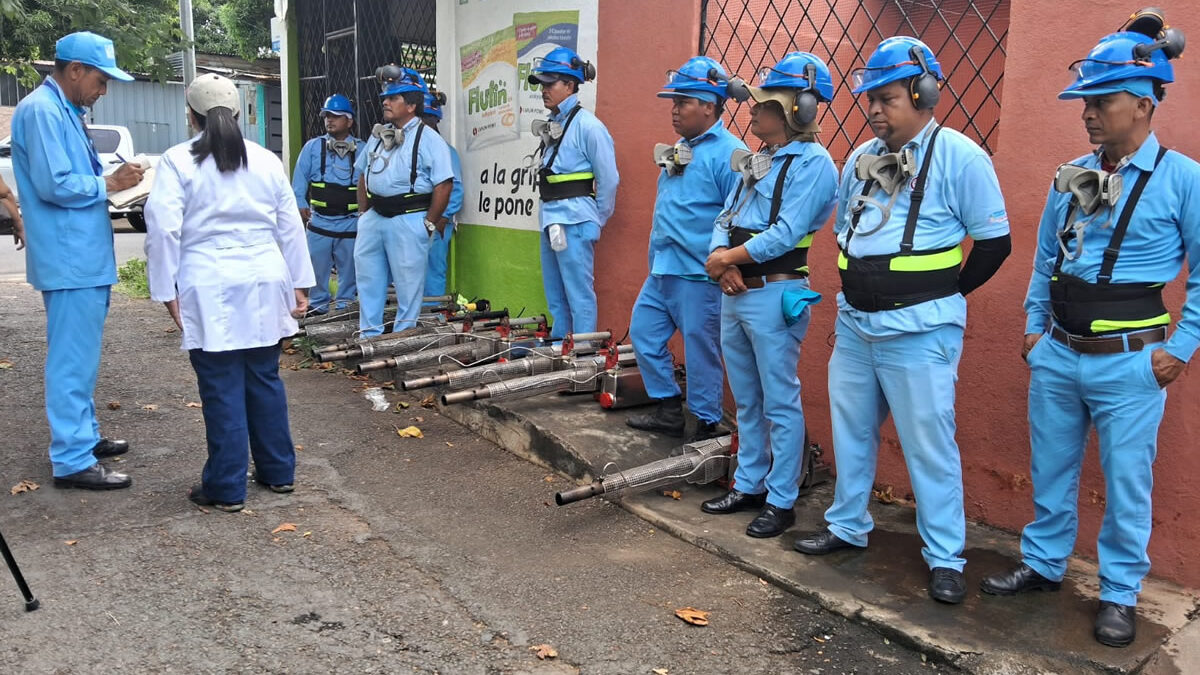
[1049,325,1166,354]
[742,272,806,289]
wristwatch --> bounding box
[424,218,437,233]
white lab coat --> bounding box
[145,139,316,352]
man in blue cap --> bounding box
[354,66,454,337]
[291,94,362,314]
[11,32,145,490]
[527,47,619,338]
[624,57,745,442]
[792,36,1011,605]
[419,88,464,298]
[980,10,1195,648]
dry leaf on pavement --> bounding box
[396,425,424,438]
[64,540,78,546]
[185,402,203,408]
[661,490,682,500]
[420,394,437,408]
[529,644,558,660]
[107,401,121,410]
[653,669,669,675]
[10,479,39,495]
[142,404,159,411]
[271,523,298,534]
[0,358,13,369]
[674,607,710,626]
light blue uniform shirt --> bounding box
[12,77,114,291]
[355,116,454,200]
[710,140,837,260]
[291,133,364,233]
[834,119,1010,336]
[537,94,619,230]
[1024,132,1200,363]
[447,145,464,220]
[651,119,746,278]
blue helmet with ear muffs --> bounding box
[745,51,834,127]
[377,64,426,98]
[657,56,747,104]
[1059,8,1184,102]
[852,36,943,110]
[423,87,448,120]
[528,46,596,85]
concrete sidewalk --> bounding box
[435,392,1200,674]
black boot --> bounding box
[685,420,726,443]
[625,396,685,436]
[1094,601,1136,647]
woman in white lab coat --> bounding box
[145,74,315,512]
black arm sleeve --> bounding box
[958,234,1012,296]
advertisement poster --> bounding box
[453,0,599,231]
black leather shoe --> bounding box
[793,528,864,555]
[1094,601,1136,647]
[685,421,727,443]
[188,484,244,513]
[254,478,294,494]
[625,396,686,436]
[701,489,767,514]
[979,563,1062,596]
[91,438,130,459]
[929,567,967,604]
[53,463,132,490]
[746,504,795,538]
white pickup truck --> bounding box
[0,124,152,232]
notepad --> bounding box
[107,155,158,209]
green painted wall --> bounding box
[285,7,301,172]
[449,224,548,319]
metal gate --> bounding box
[700,0,1009,161]
[295,0,436,142]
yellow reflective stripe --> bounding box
[310,200,327,207]
[348,204,359,211]
[837,251,849,270]
[311,182,325,188]
[795,265,810,275]
[797,233,814,249]
[1090,313,1171,333]
[545,172,595,183]
[888,245,963,272]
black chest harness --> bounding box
[537,106,596,202]
[368,124,434,218]
[837,126,964,312]
[306,139,359,238]
[725,154,813,277]
[1048,146,1171,337]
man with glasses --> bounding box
[11,32,145,490]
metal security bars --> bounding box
[296,0,436,142]
[699,0,1010,159]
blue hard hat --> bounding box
[379,65,426,98]
[658,56,732,104]
[528,47,594,85]
[1059,31,1176,101]
[55,31,133,82]
[851,36,943,94]
[423,90,445,119]
[753,51,834,101]
[321,94,354,118]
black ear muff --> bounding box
[908,46,941,110]
[1134,26,1187,60]
[790,62,819,125]
[570,56,597,82]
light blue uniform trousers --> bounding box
[424,222,455,298]
[825,318,967,571]
[355,210,430,337]
[722,279,810,509]
[1021,334,1165,607]
[307,226,357,312]
[540,221,600,339]
[43,286,110,476]
[631,275,724,424]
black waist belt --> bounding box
[370,192,432,218]
[837,245,962,312]
[1048,273,1169,336]
[308,182,358,217]
[307,222,356,239]
[729,226,810,278]
[538,168,595,202]
[1050,325,1165,354]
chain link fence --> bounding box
[296,0,436,141]
[700,0,1010,161]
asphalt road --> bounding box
[0,281,952,674]
[0,220,144,282]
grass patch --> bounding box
[115,258,150,298]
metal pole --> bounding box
[0,529,39,612]
[179,0,197,85]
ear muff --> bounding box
[569,56,597,82]
[908,46,941,110]
[789,62,819,125]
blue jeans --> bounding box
[188,343,296,503]
[42,286,110,476]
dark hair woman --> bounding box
[144,74,316,512]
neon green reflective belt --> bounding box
[311,182,326,188]
[1090,314,1171,333]
[310,199,327,207]
[545,171,595,183]
[887,245,963,272]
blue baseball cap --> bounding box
[55,32,134,82]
